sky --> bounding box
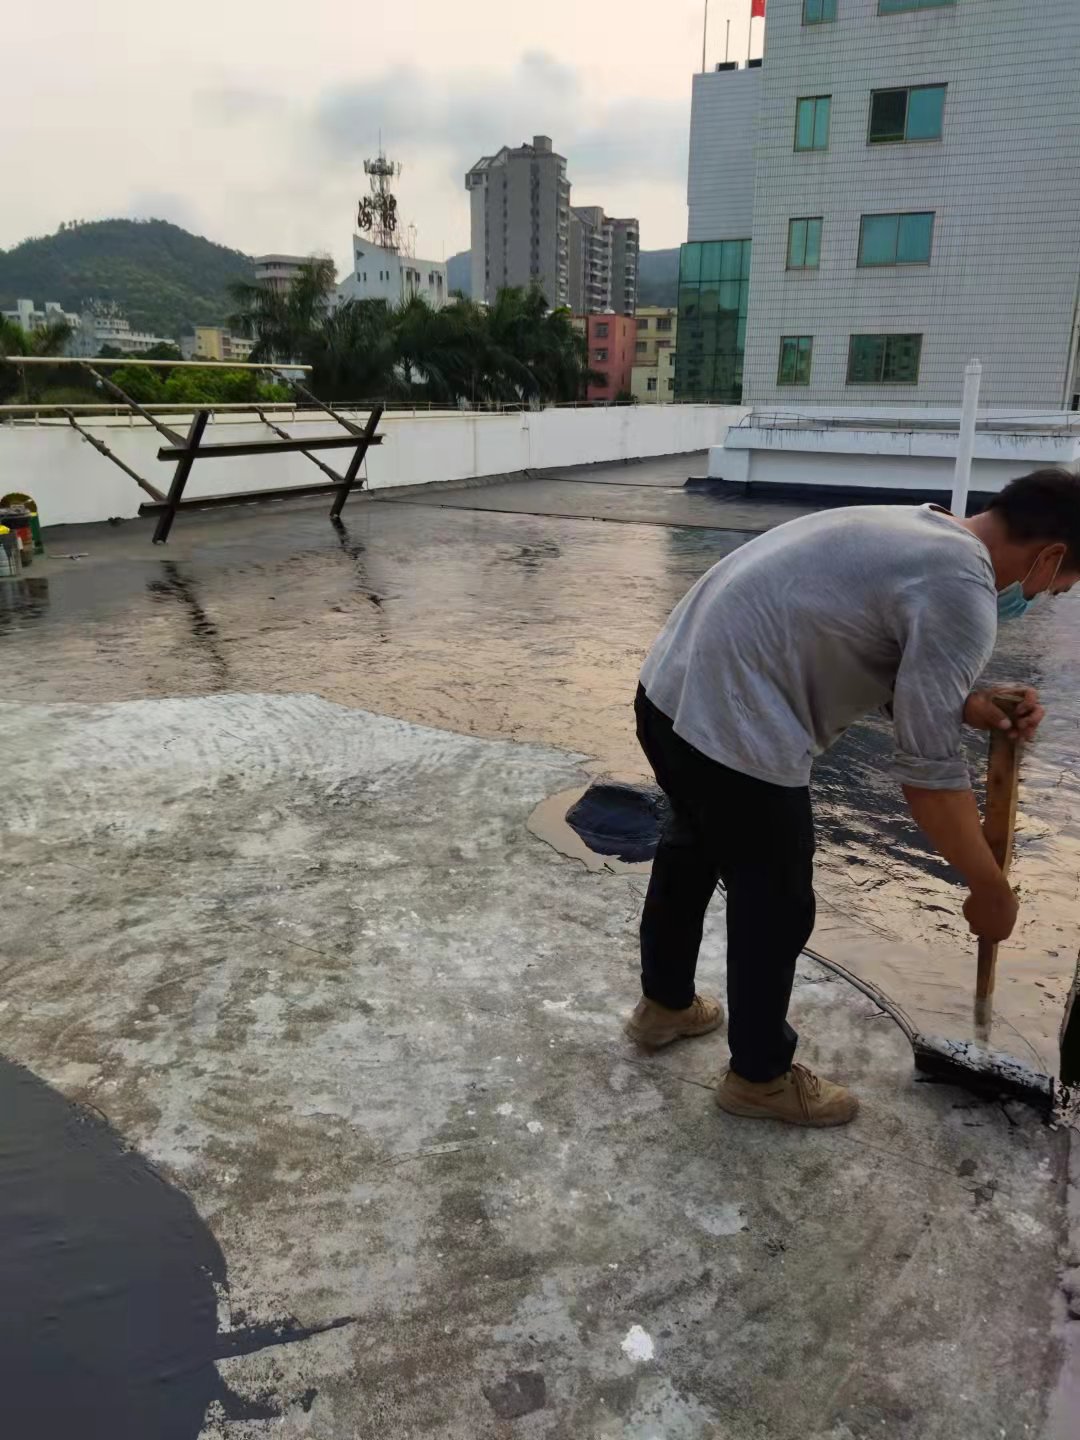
[4,0,761,271]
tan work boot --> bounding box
[624,993,725,1051]
[714,1062,858,1127]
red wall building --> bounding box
[580,314,638,402]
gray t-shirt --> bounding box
[640,504,997,790]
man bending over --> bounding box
[626,469,1080,1125]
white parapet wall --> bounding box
[2,404,749,528]
[710,410,1080,494]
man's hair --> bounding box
[985,467,1080,569]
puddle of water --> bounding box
[528,787,650,876]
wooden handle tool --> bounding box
[975,692,1024,1013]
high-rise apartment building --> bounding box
[569,208,640,315]
[678,0,1080,409]
[569,207,611,314]
[466,137,571,308]
[609,217,640,317]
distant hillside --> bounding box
[637,247,680,308]
[0,219,255,339]
[444,246,680,308]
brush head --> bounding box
[912,1035,1055,1114]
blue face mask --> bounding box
[996,553,1063,621]
[996,582,1031,621]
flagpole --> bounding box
[702,0,709,73]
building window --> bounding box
[656,340,671,349]
[647,376,658,392]
[803,0,837,21]
[636,317,649,330]
[795,95,831,152]
[879,0,955,12]
[786,217,823,270]
[777,336,814,386]
[858,211,934,266]
[667,378,674,391]
[636,341,648,354]
[847,333,923,384]
[656,317,673,332]
[869,84,946,143]
[596,323,609,337]
[594,349,609,362]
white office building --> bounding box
[2,298,80,334]
[253,255,311,294]
[336,240,448,310]
[66,306,176,357]
[680,0,1080,410]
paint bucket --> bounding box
[0,526,22,579]
[0,508,33,568]
[0,493,43,554]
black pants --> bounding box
[636,686,816,1083]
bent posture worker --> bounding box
[626,468,1080,1126]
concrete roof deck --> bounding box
[2,454,1077,1437]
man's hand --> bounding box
[963,876,1019,942]
[964,686,1044,742]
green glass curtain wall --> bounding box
[674,240,751,403]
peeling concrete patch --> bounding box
[621,1325,655,1363]
[482,1369,547,1419]
[685,1199,749,1237]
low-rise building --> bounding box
[632,348,677,404]
[67,305,176,357]
[336,239,447,310]
[575,313,637,402]
[182,326,255,362]
[633,306,677,366]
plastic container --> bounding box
[0,526,22,579]
[0,493,43,554]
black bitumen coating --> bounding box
[0,1057,352,1436]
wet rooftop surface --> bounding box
[2,452,1079,1436]
[6,452,1078,1073]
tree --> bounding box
[228,258,336,365]
[227,262,595,407]
[141,342,182,361]
[0,316,74,401]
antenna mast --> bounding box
[359,151,403,251]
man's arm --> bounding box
[901,785,1018,941]
[889,575,1012,938]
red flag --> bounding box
[751,0,765,16]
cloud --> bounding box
[127,189,204,234]
[312,50,687,194]
[196,85,283,124]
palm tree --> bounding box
[228,265,594,407]
[0,317,74,401]
[228,257,337,364]
[306,298,400,403]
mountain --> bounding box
[637,247,680,308]
[0,219,255,340]
[442,247,681,308]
